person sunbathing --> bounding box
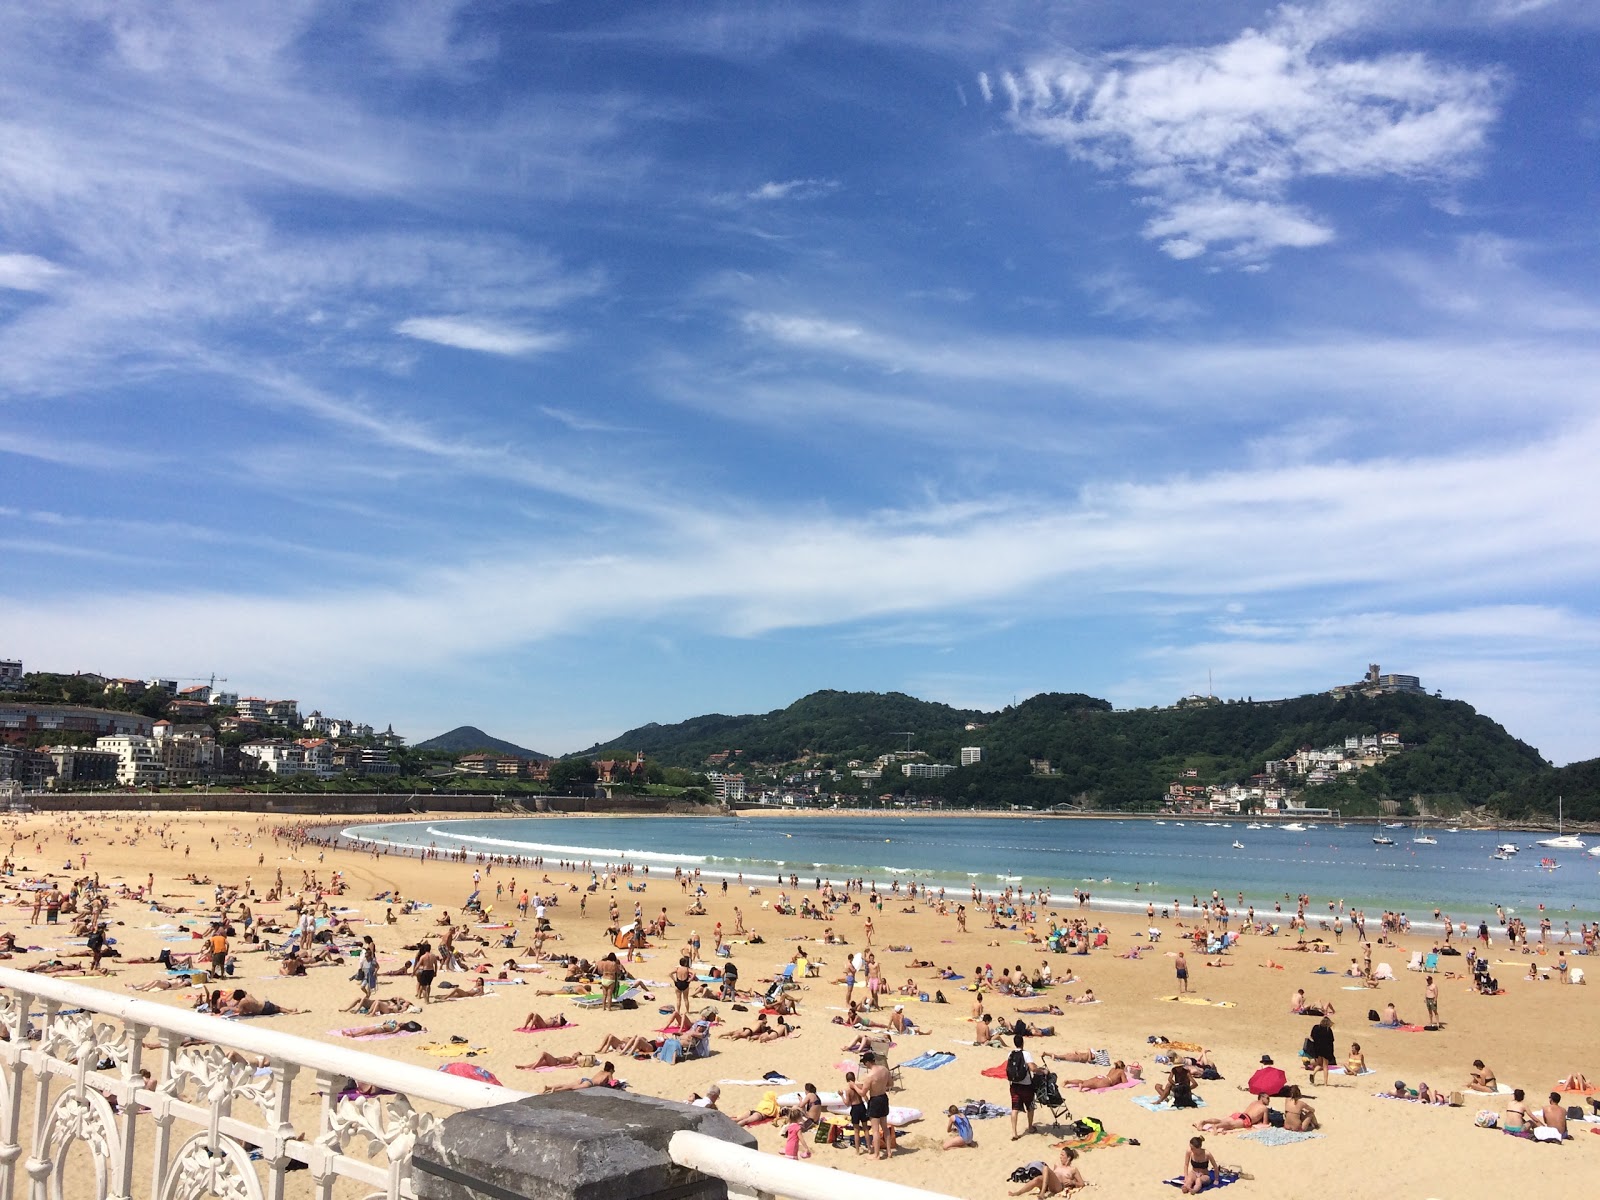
[225,991,305,1017]
[342,1019,424,1038]
[517,1051,596,1071]
[1002,1019,1055,1038]
[540,1062,617,1093]
[127,977,197,992]
[1344,1043,1367,1075]
[1465,1059,1498,1093]
[1017,1003,1066,1015]
[593,1033,659,1058]
[432,978,486,1001]
[1061,1062,1128,1091]
[342,995,417,1015]
[519,1011,569,1030]
[1156,1064,1198,1108]
[1195,1094,1269,1132]
[1007,1145,1085,1197]
[1046,1049,1110,1066]
[1282,1085,1318,1130]
[1558,1073,1590,1091]
[724,1015,774,1041]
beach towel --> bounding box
[1369,1023,1430,1032]
[1158,996,1236,1008]
[1163,1172,1241,1189]
[982,1062,1011,1080]
[1084,1079,1144,1094]
[419,1042,489,1057]
[1131,1094,1206,1111]
[1239,1128,1323,1146]
[1054,1126,1135,1153]
[1311,967,1335,974]
[903,1052,956,1070]
[720,1077,796,1087]
[1326,1067,1374,1077]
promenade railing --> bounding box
[0,967,960,1200]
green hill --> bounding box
[578,688,1581,818]
[414,726,548,759]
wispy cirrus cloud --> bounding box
[747,178,839,202]
[0,253,65,292]
[983,3,1504,260]
[395,316,566,357]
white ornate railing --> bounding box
[0,967,961,1200]
[0,967,519,1200]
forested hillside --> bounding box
[581,688,1577,817]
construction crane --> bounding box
[889,731,915,752]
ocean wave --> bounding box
[357,826,711,866]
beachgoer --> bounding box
[1008,1146,1085,1197]
[943,1104,975,1149]
[1179,1135,1218,1194]
[1466,1059,1498,1093]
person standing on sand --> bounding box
[861,1051,895,1159]
[1424,975,1439,1025]
[413,944,438,1003]
[669,956,695,1026]
[1175,950,1189,994]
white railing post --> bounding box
[22,997,57,1200]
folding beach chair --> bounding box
[1405,951,1423,972]
[1423,952,1439,972]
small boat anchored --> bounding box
[1231,840,1245,850]
[1372,834,1395,846]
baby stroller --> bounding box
[1032,1070,1073,1131]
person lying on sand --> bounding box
[1060,1062,1128,1091]
[519,1011,569,1030]
[516,1051,596,1071]
[432,978,486,1001]
[593,1034,659,1058]
[541,1062,617,1093]
[1195,1094,1269,1132]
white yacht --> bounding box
[1496,843,1519,855]
[1372,834,1395,846]
[1536,797,1586,850]
[1281,822,1307,832]
[1413,834,1437,845]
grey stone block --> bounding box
[414,1089,758,1200]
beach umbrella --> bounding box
[438,1062,502,1086]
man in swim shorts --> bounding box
[861,1052,896,1159]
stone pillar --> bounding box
[413,1090,758,1200]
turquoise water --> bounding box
[341,815,1599,931]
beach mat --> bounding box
[1131,1094,1207,1111]
[1164,1173,1242,1189]
[1239,1128,1323,1146]
[418,1042,489,1057]
[1054,1127,1135,1153]
[1158,996,1236,1008]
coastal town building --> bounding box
[235,697,268,721]
[901,762,956,779]
[1,703,153,744]
[960,746,983,766]
[706,771,746,803]
[46,746,119,788]
[95,734,166,788]
[0,660,22,692]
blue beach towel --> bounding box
[1164,1172,1240,1190]
[903,1052,956,1070]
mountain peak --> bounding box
[414,726,548,759]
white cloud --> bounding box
[395,316,565,357]
[746,178,839,202]
[0,253,65,292]
[987,3,1503,260]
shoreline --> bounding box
[3,808,1594,1200]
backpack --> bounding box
[1006,1050,1029,1084]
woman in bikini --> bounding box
[1345,1042,1367,1075]
[1180,1135,1218,1194]
[540,1061,617,1094]
[1060,1062,1127,1091]
[669,956,695,1026]
[1501,1088,1531,1135]
[1007,1145,1085,1197]
[519,1011,569,1030]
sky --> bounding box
[2,1,1598,764]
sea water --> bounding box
[341,815,1599,930]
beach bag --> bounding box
[1006,1051,1029,1084]
[654,1038,683,1065]
[1473,1110,1498,1128]
[934,990,948,1004]
[1367,1009,1381,1022]
[1008,1166,1042,1183]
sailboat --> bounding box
[1371,833,1395,846]
[1536,796,1586,850]
[1412,824,1437,845]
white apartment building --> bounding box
[239,739,307,775]
[235,697,268,721]
[95,734,166,788]
[297,738,334,777]
[706,772,747,803]
[960,746,983,766]
[265,699,299,723]
[901,762,956,779]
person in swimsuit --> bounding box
[1007,1145,1085,1196]
[669,956,695,1026]
[540,1061,617,1094]
[1195,1095,1268,1133]
[1466,1059,1498,1093]
[413,944,438,1003]
[1175,950,1190,994]
[1502,1088,1530,1134]
[1344,1042,1367,1076]
[943,1104,976,1149]
[1180,1135,1218,1194]
[1282,1086,1318,1131]
[843,1071,869,1154]
[1060,1062,1128,1091]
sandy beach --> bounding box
[2,809,1593,1199]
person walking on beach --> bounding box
[1424,975,1439,1025]
[1175,950,1189,994]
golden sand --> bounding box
[3,810,1593,1199]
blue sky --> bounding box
[3,1,1599,763]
